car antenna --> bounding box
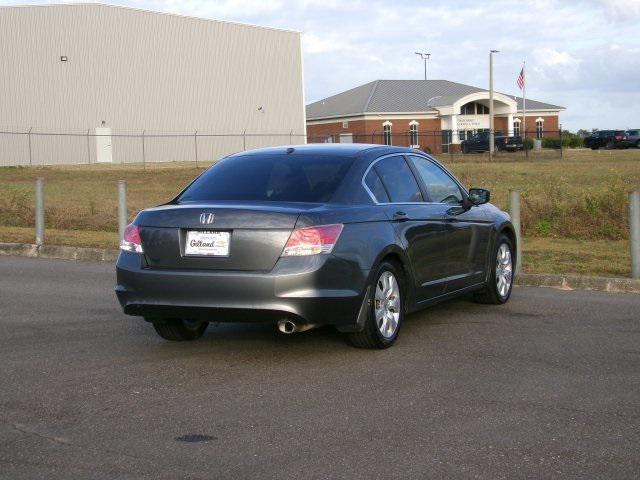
[286,147,295,154]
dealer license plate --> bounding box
[185,231,230,256]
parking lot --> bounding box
[1,256,639,479]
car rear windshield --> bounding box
[177,154,354,203]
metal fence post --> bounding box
[141,129,146,170]
[630,189,640,279]
[87,128,91,164]
[28,127,33,166]
[35,177,44,246]
[194,130,198,168]
[559,124,563,158]
[509,189,522,275]
[118,180,127,242]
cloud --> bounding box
[0,0,636,131]
[598,0,640,22]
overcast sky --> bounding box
[4,0,640,131]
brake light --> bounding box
[281,224,344,256]
[614,134,622,140]
[120,224,144,253]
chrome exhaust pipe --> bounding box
[277,319,320,334]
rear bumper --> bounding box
[115,251,369,326]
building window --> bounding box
[441,130,452,153]
[460,102,489,115]
[409,121,419,146]
[536,118,544,139]
[460,102,474,115]
[459,130,466,141]
[342,121,348,129]
[513,119,521,137]
[383,121,392,146]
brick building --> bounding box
[306,80,564,153]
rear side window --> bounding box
[373,156,423,203]
[364,169,390,203]
[178,154,353,203]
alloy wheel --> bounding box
[374,271,401,338]
[496,243,513,298]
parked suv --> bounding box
[583,130,628,149]
[461,131,524,153]
[623,129,640,148]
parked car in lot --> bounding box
[623,129,640,148]
[460,131,523,153]
[116,144,516,349]
[583,130,629,149]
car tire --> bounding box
[152,318,209,341]
[347,261,404,349]
[636,140,640,149]
[462,145,469,154]
[474,234,514,305]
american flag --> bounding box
[517,67,525,90]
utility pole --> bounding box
[414,51,431,80]
[489,49,499,159]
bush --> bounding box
[539,132,584,149]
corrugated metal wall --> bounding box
[0,4,305,165]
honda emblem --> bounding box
[199,213,214,225]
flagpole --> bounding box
[523,61,527,157]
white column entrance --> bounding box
[450,114,458,144]
[507,113,514,135]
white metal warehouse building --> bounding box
[0,3,305,165]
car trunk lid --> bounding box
[136,203,307,271]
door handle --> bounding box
[393,211,409,222]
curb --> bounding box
[0,242,118,262]
[1,242,639,294]
[516,273,640,294]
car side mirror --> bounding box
[468,188,490,206]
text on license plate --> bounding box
[185,231,230,256]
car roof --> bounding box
[232,143,421,158]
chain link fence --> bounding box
[1,127,568,167]
[0,128,307,167]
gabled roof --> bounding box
[306,79,564,120]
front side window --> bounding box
[373,155,423,203]
[178,154,353,203]
[383,123,392,146]
[408,155,463,204]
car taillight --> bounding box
[120,224,144,253]
[281,224,344,257]
[614,134,622,140]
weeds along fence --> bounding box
[6,178,640,278]
[0,128,567,166]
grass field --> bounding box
[1,148,639,277]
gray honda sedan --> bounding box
[116,144,515,349]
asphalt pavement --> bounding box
[1,256,639,479]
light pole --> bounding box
[489,49,499,159]
[415,51,431,80]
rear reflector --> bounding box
[120,224,144,253]
[281,224,344,257]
